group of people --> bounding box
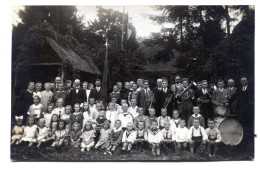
[11,75,253,158]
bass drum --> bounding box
[214,117,243,146]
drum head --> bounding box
[219,118,243,146]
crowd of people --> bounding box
[11,75,253,158]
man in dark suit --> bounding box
[51,76,61,93]
[68,79,86,107]
[136,80,153,116]
[152,78,163,116]
[160,79,174,116]
[89,79,102,102]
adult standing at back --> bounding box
[152,78,163,116]
[89,79,102,102]
[19,82,35,120]
[68,79,86,107]
[136,80,153,116]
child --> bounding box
[187,106,205,128]
[88,98,97,118]
[61,105,72,133]
[127,98,139,118]
[95,120,111,150]
[52,98,65,116]
[111,97,120,111]
[118,103,133,130]
[205,118,222,157]
[147,121,162,156]
[107,120,123,154]
[70,122,82,148]
[147,108,158,129]
[44,103,54,128]
[95,110,107,130]
[122,122,136,154]
[175,119,189,153]
[187,118,207,155]
[170,110,181,130]
[106,102,119,129]
[33,82,42,98]
[36,118,48,148]
[135,121,147,151]
[117,99,128,113]
[160,121,176,155]
[47,114,59,146]
[11,116,24,145]
[81,121,96,152]
[53,120,68,147]
[27,95,44,121]
[70,103,84,129]
[83,102,95,128]
[20,116,38,147]
[133,107,149,130]
[157,108,171,130]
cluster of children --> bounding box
[11,99,222,157]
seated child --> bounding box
[147,108,158,129]
[122,122,136,154]
[53,120,68,147]
[175,119,189,153]
[95,110,107,130]
[170,110,181,130]
[81,121,96,152]
[133,107,149,130]
[36,118,48,148]
[11,116,24,145]
[205,118,222,157]
[70,122,82,148]
[70,103,84,129]
[43,103,54,128]
[95,120,111,150]
[160,121,176,154]
[135,121,148,151]
[83,102,95,128]
[157,108,171,130]
[47,114,59,146]
[187,118,207,155]
[118,103,133,130]
[106,102,119,129]
[20,116,38,147]
[117,99,128,114]
[61,105,72,133]
[106,120,123,154]
[187,106,205,128]
[147,121,163,156]
[51,98,65,116]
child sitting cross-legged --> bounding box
[81,121,96,152]
[147,120,163,156]
[175,119,189,154]
[135,121,148,152]
[160,120,177,155]
[36,118,48,148]
[106,120,123,155]
[70,122,82,152]
[19,116,38,147]
[11,116,24,145]
[205,118,222,157]
[122,122,136,154]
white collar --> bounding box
[113,127,122,132]
[192,114,201,118]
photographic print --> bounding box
[11,5,254,161]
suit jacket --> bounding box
[211,89,231,106]
[152,87,163,107]
[136,88,153,110]
[195,88,212,106]
[68,88,86,106]
[89,87,102,102]
[160,88,173,108]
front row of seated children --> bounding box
[12,113,222,157]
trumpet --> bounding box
[176,81,196,104]
[163,93,174,108]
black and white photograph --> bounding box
[10,4,255,161]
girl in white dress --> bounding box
[43,103,54,128]
[106,102,119,129]
[52,98,65,116]
[36,118,48,148]
[27,95,44,121]
[20,116,38,147]
[81,121,96,152]
[83,102,95,128]
[60,105,72,134]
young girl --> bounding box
[70,103,84,129]
[36,118,48,148]
[82,102,95,128]
[27,95,44,121]
[95,120,111,150]
[53,120,68,147]
[106,102,119,129]
[44,103,54,128]
[70,122,82,148]
[81,121,96,152]
[52,98,65,116]
[95,110,107,130]
[33,82,42,98]
[147,120,163,156]
[106,120,123,154]
[20,116,38,147]
[61,105,72,133]
[47,114,59,146]
[122,122,136,154]
[11,116,24,145]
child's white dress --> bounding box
[27,104,43,118]
[44,113,53,128]
[51,107,65,116]
[81,130,96,148]
[11,125,24,141]
[20,125,38,142]
[127,106,139,118]
[83,111,95,127]
[106,110,119,129]
[36,127,48,142]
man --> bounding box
[171,75,184,110]
[117,82,123,92]
[195,80,213,122]
[227,79,237,114]
[82,81,91,104]
[137,78,144,92]
[120,82,130,101]
[128,82,139,105]
[52,76,61,93]
[160,80,174,116]
[109,85,121,103]
[152,78,163,116]
[64,80,73,96]
[211,79,231,116]
[89,79,102,102]
[136,80,154,115]
[68,79,86,106]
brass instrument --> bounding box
[163,93,174,108]
[176,81,196,104]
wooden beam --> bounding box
[18,62,60,66]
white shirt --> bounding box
[106,110,119,128]
[163,88,168,93]
[157,116,171,127]
[122,130,136,143]
[161,128,175,141]
[75,87,80,94]
[147,129,163,143]
[127,106,139,118]
[51,107,65,116]
[175,127,189,142]
[86,89,91,103]
[242,85,248,91]
[202,88,208,94]
[118,113,133,128]
[96,87,101,92]
[187,126,208,142]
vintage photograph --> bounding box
[11,5,254,161]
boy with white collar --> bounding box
[157,108,171,130]
[170,110,181,130]
[118,103,133,131]
[187,106,205,128]
[122,122,136,154]
[160,121,177,154]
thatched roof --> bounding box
[46,37,101,75]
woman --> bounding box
[41,82,53,112]
[52,83,67,105]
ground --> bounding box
[11,142,254,161]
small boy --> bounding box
[187,118,207,155]
[157,108,171,130]
[133,107,149,130]
[147,108,158,128]
[160,121,176,155]
[135,121,148,151]
[147,121,162,156]
[94,110,107,143]
[107,120,123,154]
[122,122,136,154]
[175,119,189,153]
[118,103,133,130]
[205,118,222,157]
[170,110,181,129]
[187,106,205,128]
